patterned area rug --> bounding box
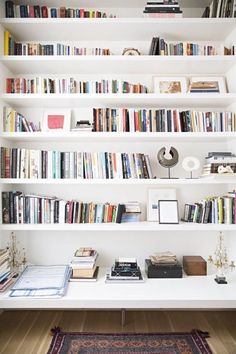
[47,328,212,354]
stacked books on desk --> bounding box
[0,248,16,292]
[70,248,99,282]
[71,120,93,132]
[143,1,183,18]
[106,258,143,283]
[146,251,183,278]
[9,265,71,297]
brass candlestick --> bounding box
[208,232,235,284]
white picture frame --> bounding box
[147,189,177,222]
[189,76,227,93]
[158,200,179,224]
[42,109,71,132]
[153,76,187,94]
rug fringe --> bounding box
[50,326,62,336]
[192,329,210,338]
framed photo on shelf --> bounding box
[153,76,187,94]
[42,109,71,132]
[189,76,227,93]
[147,189,177,222]
[158,200,179,224]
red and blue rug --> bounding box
[47,328,212,353]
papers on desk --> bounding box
[9,265,71,298]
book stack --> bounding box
[146,251,183,278]
[0,249,15,292]
[106,258,143,283]
[70,248,99,282]
[189,80,220,93]
[121,202,141,222]
[202,0,236,18]
[143,1,183,18]
[71,120,93,132]
[182,192,236,224]
[202,152,236,177]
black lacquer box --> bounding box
[145,259,183,278]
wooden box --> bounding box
[183,256,207,276]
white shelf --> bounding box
[1,222,236,232]
[1,177,236,185]
[1,269,236,309]
[2,56,236,75]
[0,0,213,9]
[1,18,235,41]
[2,93,236,108]
[1,132,236,142]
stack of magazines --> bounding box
[106,258,143,283]
[143,1,183,18]
[9,265,71,297]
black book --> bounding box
[202,6,210,17]
[153,37,160,55]
[2,192,10,224]
[34,5,41,18]
[115,204,125,223]
[144,9,183,13]
[5,1,15,18]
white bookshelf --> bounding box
[1,132,236,142]
[1,18,236,41]
[1,223,236,232]
[1,269,236,309]
[2,93,236,108]
[0,1,236,309]
[2,56,236,75]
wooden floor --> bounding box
[0,310,236,353]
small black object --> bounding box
[214,275,227,284]
[145,259,183,278]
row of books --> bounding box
[202,0,236,18]
[149,37,218,56]
[5,1,114,18]
[6,78,149,94]
[93,108,236,133]
[4,32,110,56]
[183,192,236,224]
[3,107,40,132]
[1,148,153,180]
[2,191,126,225]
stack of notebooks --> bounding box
[143,1,183,18]
[9,265,71,297]
[106,258,143,283]
[0,248,16,292]
[189,80,220,93]
[70,248,99,282]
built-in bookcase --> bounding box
[0,0,236,309]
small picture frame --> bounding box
[158,200,179,224]
[147,189,177,222]
[153,76,187,94]
[42,109,71,132]
[189,76,227,93]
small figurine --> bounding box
[208,232,235,284]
